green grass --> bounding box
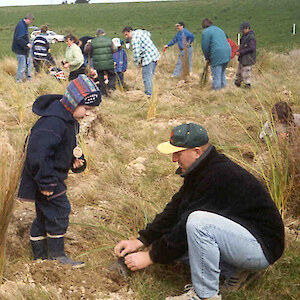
[0,0,300,58]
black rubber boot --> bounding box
[31,239,48,260]
[47,237,85,268]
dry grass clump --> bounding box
[0,146,24,282]
[287,130,300,216]
[0,57,17,76]
[0,281,59,300]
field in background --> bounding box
[0,0,300,58]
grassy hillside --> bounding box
[0,0,300,58]
[0,47,299,299]
[0,1,299,299]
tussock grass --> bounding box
[0,57,17,76]
[0,146,24,282]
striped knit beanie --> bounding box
[61,74,101,113]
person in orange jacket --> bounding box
[226,34,238,59]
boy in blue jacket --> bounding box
[112,38,127,87]
[164,22,195,77]
[17,74,101,267]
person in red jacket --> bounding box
[226,34,238,59]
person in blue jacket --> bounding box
[12,14,34,82]
[112,38,127,87]
[17,74,101,268]
[164,22,195,77]
[201,18,231,90]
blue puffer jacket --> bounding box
[201,25,231,67]
[18,95,86,201]
[12,19,29,55]
[112,48,127,72]
[167,28,195,50]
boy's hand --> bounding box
[73,158,85,169]
[41,190,54,196]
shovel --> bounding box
[199,61,209,87]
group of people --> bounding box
[12,13,288,300]
[12,14,256,95]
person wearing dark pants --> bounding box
[97,69,116,95]
[112,38,127,87]
[63,34,85,81]
[85,29,116,96]
[32,25,56,73]
[17,75,101,267]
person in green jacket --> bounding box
[85,29,116,96]
[63,34,85,81]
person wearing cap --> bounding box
[112,38,127,87]
[114,123,284,300]
[84,28,116,96]
[12,13,34,82]
[164,22,195,77]
[235,22,256,88]
[201,18,231,90]
[17,74,101,268]
[122,26,160,96]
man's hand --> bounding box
[236,51,240,56]
[124,251,153,271]
[164,45,168,50]
[114,239,144,257]
[27,43,32,49]
[41,190,54,196]
[73,158,84,169]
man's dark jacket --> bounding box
[12,19,30,55]
[18,95,85,201]
[238,30,256,66]
[138,146,284,265]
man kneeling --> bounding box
[114,123,284,300]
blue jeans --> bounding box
[173,46,193,77]
[186,211,270,298]
[211,63,228,90]
[142,61,157,96]
[16,54,32,82]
